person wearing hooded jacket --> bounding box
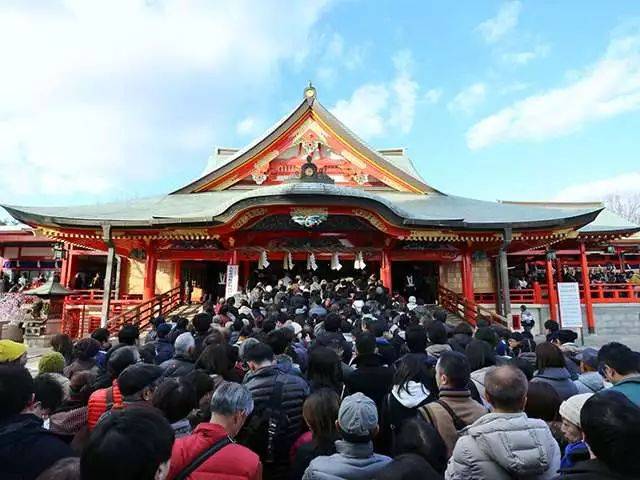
[446,365,561,480]
[381,354,434,453]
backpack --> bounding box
[420,399,468,432]
[237,375,290,464]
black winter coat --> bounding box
[345,353,394,410]
[559,459,636,479]
[159,355,195,377]
[373,453,444,480]
[0,414,75,480]
[242,364,310,479]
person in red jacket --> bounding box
[169,381,262,480]
[87,346,139,430]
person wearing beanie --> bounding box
[38,352,66,375]
[559,393,593,469]
[573,348,606,394]
[63,338,100,379]
[303,392,391,479]
[0,339,28,366]
[153,323,174,365]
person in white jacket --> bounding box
[446,365,561,480]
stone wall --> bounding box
[500,303,640,337]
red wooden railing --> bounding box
[474,282,640,305]
[438,285,509,328]
[61,297,142,339]
[106,286,182,334]
[61,287,181,338]
[67,289,143,302]
[583,283,640,303]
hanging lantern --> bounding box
[307,253,318,271]
[258,250,270,270]
[331,252,342,271]
[283,251,293,270]
[354,251,366,270]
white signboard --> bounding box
[557,282,582,328]
[225,264,239,299]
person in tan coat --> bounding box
[419,351,487,457]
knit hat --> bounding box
[38,351,66,374]
[338,392,379,437]
[156,323,172,338]
[575,347,598,370]
[559,393,593,427]
[0,339,27,363]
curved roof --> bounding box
[173,94,436,194]
[3,184,602,231]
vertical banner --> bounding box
[557,282,582,328]
[225,264,239,299]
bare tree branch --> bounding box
[604,193,640,224]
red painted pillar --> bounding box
[461,250,475,322]
[545,257,558,321]
[556,257,563,283]
[143,245,157,301]
[66,247,78,289]
[461,250,474,301]
[580,242,595,333]
[380,250,393,292]
[172,260,182,289]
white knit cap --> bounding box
[559,393,593,427]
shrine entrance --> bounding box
[181,261,227,303]
[392,261,440,304]
[248,259,379,290]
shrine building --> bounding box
[4,85,640,336]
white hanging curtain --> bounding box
[283,251,293,270]
[258,250,270,270]
[354,251,366,270]
[331,252,342,271]
[307,252,318,271]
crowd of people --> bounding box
[1,273,640,480]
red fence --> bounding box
[475,282,640,305]
[106,286,182,334]
[61,288,177,339]
[438,285,508,328]
[61,296,142,339]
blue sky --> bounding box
[1,0,639,212]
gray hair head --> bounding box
[174,332,195,355]
[238,337,260,362]
[210,381,254,416]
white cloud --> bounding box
[467,29,640,149]
[502,43,550,65]
[389,50,419,133]
[553,172,640,201]
[424,88,443,104]
[330,50,419,138]
[236,116,260,136]
[477,1,522,44]
[448,83,487,114]
[331,84,390,138]
[314,33,366,85]
[0,0,332,203]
